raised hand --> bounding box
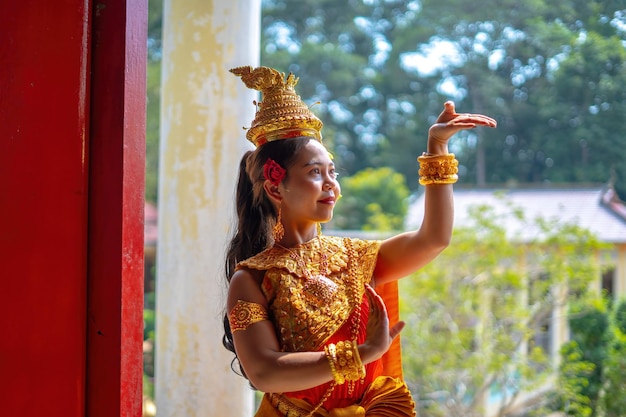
[428,101,497,150]
[361,285,405,363]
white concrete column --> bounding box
[550,283,568,367]
[615,244,626,299]
[588,249,603,295]
[156,1,260,416]
[517,254,529,359]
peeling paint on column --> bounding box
[156,1,260,416]
[161,5,252,240]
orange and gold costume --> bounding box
[236,235,416,417]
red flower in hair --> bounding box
[263,158,286,186]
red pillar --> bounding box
[0,2,91,416]
[0,1,147,416]
[86,1,147,416]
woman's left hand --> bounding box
[428,101,497,150]
[359,285,405,364]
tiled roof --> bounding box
[406,186,626,243]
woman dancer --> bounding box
[224,65,496,416]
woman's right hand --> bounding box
[427,101,497,154]
[360,285,405,364]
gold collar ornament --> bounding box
[230,66,323,147]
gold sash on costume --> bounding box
[256,376,416,417]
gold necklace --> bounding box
[275,236,337,302]
[274,237,327,279]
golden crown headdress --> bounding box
[230,66,323,147]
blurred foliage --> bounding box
[399,198,606,416]
[558,341,594,417]
[556,300,608,416]
[556,298,626,417]
[145,60,161,204]
[144,0,626,198]
[332,166,409,231]
[260,0,626,197]
[597,299,626,416]
[145,0,162,204]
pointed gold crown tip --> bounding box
[231,66,323,147]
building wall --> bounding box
[0,3,91,415]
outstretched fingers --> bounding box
[450,112,497,128]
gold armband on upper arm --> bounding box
[228,300,269,332]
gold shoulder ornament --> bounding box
[228,299,269,332]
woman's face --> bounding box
[279,140,340,226]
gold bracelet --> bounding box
[417,152,456,161]
[418,152,459,185]
[419,174,459,186]
[334,340,366,382]
[324,343,344,385]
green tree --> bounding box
[261,0,442,179]
[261,0,626,197]
[146,0,162,234]
[145,0,163,204]
[143,1,163,408]
[544,32,626,192]
[556,298,626,417]
[556,300,609,416]
[399,199,605,416]
[148,0,163,61]
[558,341,594,417]
[145,59,161,204]
[407,0,625,195]
[598,299,626,416]
[332,167,410,231]
[146,0,626,200]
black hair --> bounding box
[222,137,313,381]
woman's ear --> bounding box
[263,180,282,205]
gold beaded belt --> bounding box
[268,393,310,417]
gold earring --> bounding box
[317,222,322,236]
[272,205,284,242]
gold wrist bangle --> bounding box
[417,152,455,160]
[419,174,459,186]
[334,340,366,382]
[324,343,344,385]
[418,152,459,186]
[350,340,366,381]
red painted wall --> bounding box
[0,2,91,416]
[0,1,146,416]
